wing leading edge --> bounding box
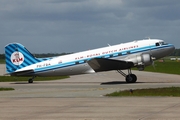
[87,58,134,72]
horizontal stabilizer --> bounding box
[87,58,134,72]
[8,69,34,76]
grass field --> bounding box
[0,76,69,82]
[132,59,180,75]
[0,59,5,64]
[106,87,180,97]
[0,87,14,91]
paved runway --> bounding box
[1,64,180,120]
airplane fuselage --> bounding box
[14,39,174,77]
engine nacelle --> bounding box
[126,54,153,71]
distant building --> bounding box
[170,58,176,61]
[170,58,180,61]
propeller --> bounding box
[151,56,156,70]
[149,44,156,70]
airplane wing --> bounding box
[87,58,134,72]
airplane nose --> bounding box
[152,44,175,59]
[167,44,175,55]
[170,45,175,52]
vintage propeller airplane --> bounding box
[5,38,175,83]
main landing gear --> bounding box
[28,76,36,83]
[117,69,137,83]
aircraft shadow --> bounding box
[11,82,37,84]
[101,81,144,85]
[11,81,144,85]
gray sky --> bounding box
[0,0,180,53]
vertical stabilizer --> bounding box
[5,43,42,73]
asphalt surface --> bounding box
[1,64,180,120]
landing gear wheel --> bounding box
[28,78,33,83]
[126,74,137,83]
[28,76,36,83]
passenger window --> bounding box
[127,51,130,54]
[156,43,160,46]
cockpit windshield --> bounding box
[155,42,168,46]
[160,42,168,45]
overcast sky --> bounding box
[0,0,180,53]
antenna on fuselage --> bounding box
[107,44,111,46]
[145,37,151,40]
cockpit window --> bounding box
[156,42,168,46]
[156,43,160,46]
[160,42,168,45]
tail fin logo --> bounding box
[10,52,24,66]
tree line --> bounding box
[170,49,180,56]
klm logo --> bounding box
[11,52,24,65]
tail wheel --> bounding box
[28,78,33,83]
[28,76,36,83]
[126,74,137,83]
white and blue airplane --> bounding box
[5,39,175,83]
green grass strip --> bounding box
[106,87,180,97]
[143,61,180,75]
[0,76,69,82]
[0,59,5,64]
[0,87,14,91]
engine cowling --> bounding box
[126,54,153,70]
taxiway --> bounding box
[0,64,180,120]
